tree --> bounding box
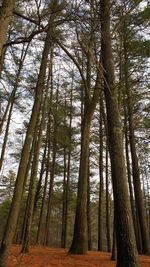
[100,0,140,266]
[123,20,150,255]
[69,3,101,251]
[98,95,104,251]
[0,2,62,264]
[0,0,16,72]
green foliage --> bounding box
[143,117,150,129]
[0,198,11,223]
[0,199,11,241]
[138,6,150,25]
[0,170,16,200]
[129,39,150,57]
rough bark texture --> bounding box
[69,114,90,254]
[100,0,140,266]
[0,0,16,68]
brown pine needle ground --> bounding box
[8,245,150,267]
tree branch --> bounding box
[13,11,40,26]
[4,26,47,47]
[55,38,89,99]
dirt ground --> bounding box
[8,245,150,267]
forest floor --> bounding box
[8,245,150,267]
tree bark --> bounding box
[21,93,47,253]
[100,0,140,266]
[62,84,73,248]
[69,74,101,254]
[0,0,16,60]
[98,96,104,251]
[61,145,67,248]
[105,147,111,252]
[111,218,117,260]
[87,162,92,251]
[124,105,142,253]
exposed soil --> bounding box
[8,245,150,267]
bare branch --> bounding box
[13,11,40,26]
[55,38,90,99]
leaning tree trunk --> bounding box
[100,0,140,266]
[0,16,54,267]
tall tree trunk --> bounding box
[69,14,101,251]
[0,16,54,266]
[100,0,140,266]
[62,84,73,248]
[61,145,67,248]
[111,218,117,260]
[87,161,92,251]
[0,0,16,61]
[36,62,54,243]
[69,112,90,254]
[105,146,111,252]
[44,118,58,246]
[36,129,50,245]
[33,52,53,215]
[21,93,47,253]
[61,96,68,248]
[98,96,104,251]
[69,73,101,254]
[17,137,35,245]
[124,106,142,253]
[33,142,47,212]
[0,91,12,134]
[123,34,150,255]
